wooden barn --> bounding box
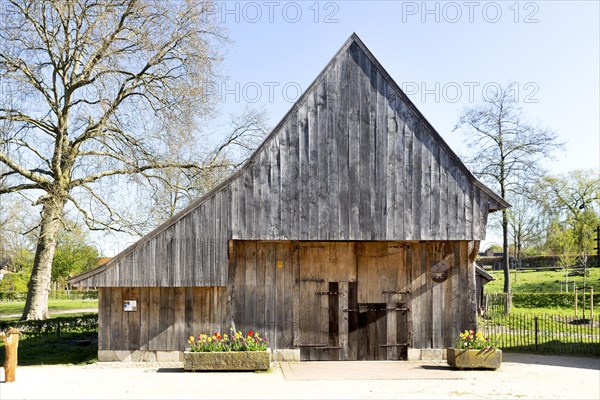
[70,34,509,362]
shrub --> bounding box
[0,314,98,335]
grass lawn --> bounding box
[484,267,600,293]
[0,299,98,318]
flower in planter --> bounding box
[187,328,268,352]
[455,329,499,351]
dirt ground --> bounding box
[0,353,598,399]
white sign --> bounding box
[123,300,137,312]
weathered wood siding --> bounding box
[98,286,227,351]
[98,240,477,354]
[72,35,506,289]
[229,240,476,356]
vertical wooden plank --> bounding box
[307,89,319,239]
[348,45,361,239]
[337,52,350,240]
[192,287,203,341]
[327,64,341,239]
[386,302,398,360]
[374,64,387,240]
[431,145,441,240]
[459,241,469,331]
[358,50,373,241]
[280,123,291,239]
[110,287,122,350]
[431,244,443,349]
[184,287,194,344]
[298,246,310,360]
[231,241,244,333]
[174,287,185,351]
[403,105,414,239]
[348,281,359,360]
[309,246,320,360]
[128,287,140,350]
[416,128,427,240]
[298,101,310,239]
[422,242,431,348]
[291,241,301,348]
[288,114,300,238]
[264,242,276,347]
[386,91,398,239]
[99,288,110,350]
[439,150,449,239]
[244,241,257,330]
[158,287,169,350]
[283,242,294,348]
[338,281,349,360]
[244,163,255,240]
[122,288,130,347]
[148,288,160,351]
[410,243,422,348]
[316,78,329,239]
[255,242,266,339]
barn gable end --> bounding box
[70,34,508,289]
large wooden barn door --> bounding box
[298,242,409,361]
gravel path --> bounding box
[0,353,598,399]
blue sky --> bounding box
[207,0,600,175]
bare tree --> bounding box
[137,107,269,226]
[455,84,563,295]
[507,194,544,265]
[0,0,227,320]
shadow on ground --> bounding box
[503,352,600,371]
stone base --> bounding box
[446,348,502,370]
[272,349,301,362]
[183,350,271,371]
[97,350,182,362]
[406,348,447,361]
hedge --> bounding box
[0,313,98,335]
[487,292,600,309]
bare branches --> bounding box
[455,84,564,197]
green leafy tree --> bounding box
[0,247,34,292]
[51,226,99,288]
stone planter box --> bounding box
[446,348,502,370]
[183,350,271,371]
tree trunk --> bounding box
[502,209,512,314]
[21,200,65,320]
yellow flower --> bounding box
[189,335,194,342]
[208,337,212,343]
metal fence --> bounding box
[479,313,600,355]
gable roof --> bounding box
[70,33,509,288]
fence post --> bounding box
[1,327,20,382]
[534,316,539,351]
[575,287,578,318]
[591,288,594,320]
